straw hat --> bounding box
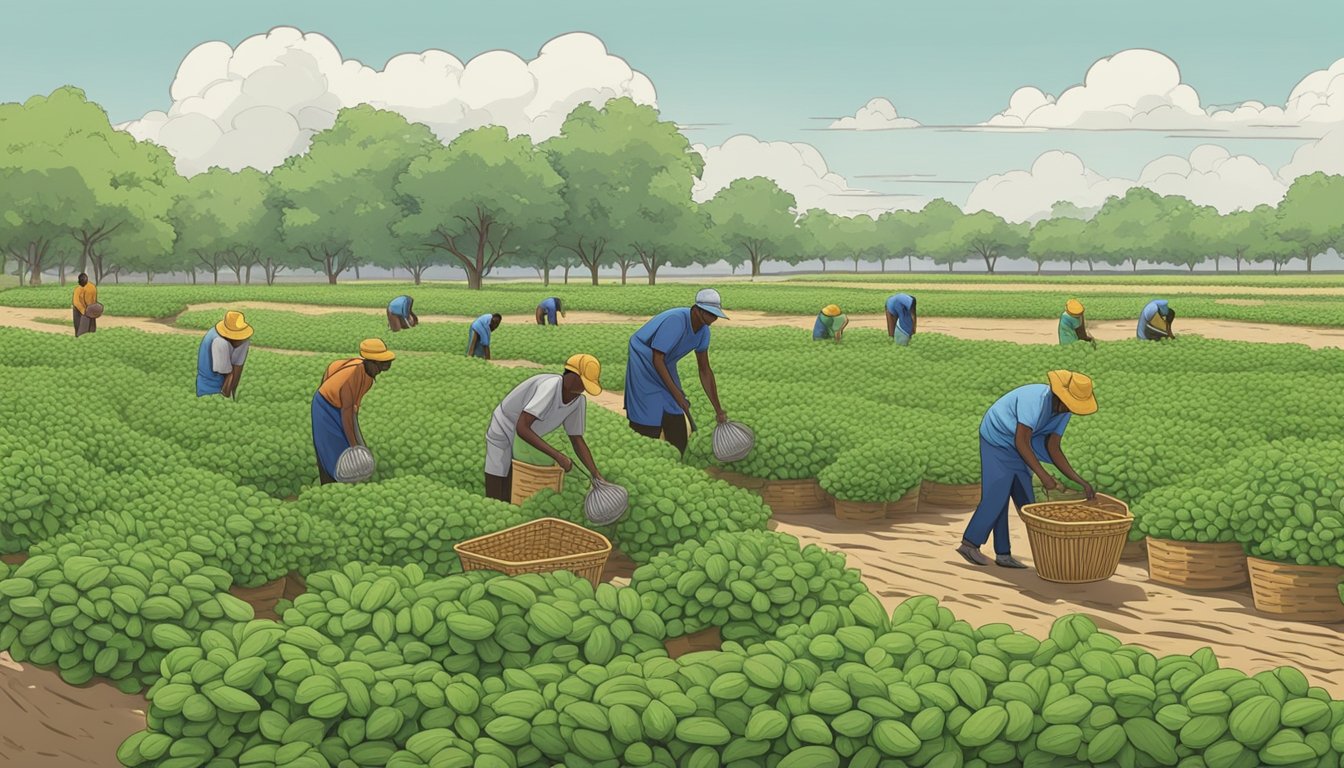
[1065,299,1084,317]
[564,353,602,396]
[822,304,842,317]
[359,339,395,362]
[1048,370,1097,415]
[216,310,253,341]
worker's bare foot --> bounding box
[956,542,990,566]
[995,555,1027,569]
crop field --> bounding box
[3,284,1344,768]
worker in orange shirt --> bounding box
[72,273,99,336]
[312,339,395,485]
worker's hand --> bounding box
[593,470,605,482]
[1081,481,1096,500]
[557,455,574,472]
[1038,474,1061,493]
[715,409,728,424]
[675,393,693,414]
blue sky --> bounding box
[3,0,1342,216]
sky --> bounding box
[3,0,1344,224]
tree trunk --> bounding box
[563,265,570,284]
[59,263,66,285]
[647,263,659,285]
[191,270,198,285]
[246,264,253,284]
[1236,256,1242,272]
[1306,251,1314,272]
[1086,259,1094,271]
[328,271,338,285]
[820,259,827,272]
[146,271,153,283]
[1036,262,1043,275]
[588,262,599,286]
[751,255,762,278]
[880,258,887,272]
[413,268,423,286]
[1131,257,1139,271]
[354,264,361,280]
[854,257,860,272]
[907,254,913,271]
[29,257,41,286]
[619,263,629,285]
[543,267,550,287]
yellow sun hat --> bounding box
[565,353,602,396]
[822,304,842,317]
[1066,299,1085,317]
[1048,370,1097,415]
[359,339,396,362]
[216,310,254,341]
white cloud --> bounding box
[827,98,920,130]
[118,27,657,176]
[983,49,1344,135]
[1280,128,1344,180]
[965,145,1286,222]
[692,134,924,217]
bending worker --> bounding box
[72,272,98,337]
[467,313,502,359]
[1058,299,1095,346]
[536,297,566,326]
[196,310,252,398]
[956,370,1097,569]
[885,293,916,346]
[1138,299,1175,341]
[312,339,394,485]
[483,354,605,503]
[812,304,849,343]
[387,295,418,332]
[625,289,729,455]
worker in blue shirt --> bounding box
[387,295,418,332]
[536,297,565,326]
[625,289,729,455]
[1137,299,1175,341]
[956,370,1097,569]
[467,313,502,359]
[885,293,917,346]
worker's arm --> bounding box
[569,435,602,480]
[535,306,544,324]
[1013,424,1059,491]
[467,331,480,357]
[835,316,850,342]
[223,364,244,398]
[483,344,491,360]
[409,312,418,327]
[909,310,917,336]
[340,406,360,447]
[885,311,895,338]
[1077,319,1093,342]
[517,412,572,471]
[695,349,727,423]
[1045,434,1094,499]
[652,349,691,412]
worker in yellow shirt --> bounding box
[312,339,395,485]
[72,273,99,336]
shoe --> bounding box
[995,555,1027,569]
[956,542,990,566]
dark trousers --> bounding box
[962,438,1038,555]
[630,412,690,455]
[317,460,337,486]
[485,469,514,503]
[74,309,95,336]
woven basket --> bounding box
[283,572,307,602]
[454,518,611,588]
[886,490,920,517]
[1017,494,1132,584]
[511,460,565,505]
[919,481,982,510]
[1146,538,1248,590]
[704,467,766,492]
[833,498,887,521]
[664,625,722,659]
[230,577,286,619]
[1121,538,1148,562]
[759,478,830,515]
[1247,557,1344,623]
[0,552,27,566]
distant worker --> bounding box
[625,289,730,455]
[885,293,917,346]
[387,295,418,332]
[956,370,1097,569]
[1137,299,1175,341]
[72,272,98,337]
[467,313,502,359]
[812,304,849,343]
[1058,299,1095,346]
[312,339,395,485]
[483,354,605,503]
[536,297,566,326]
[196,311,253,398]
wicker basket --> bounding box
[664,625,722,659]
[1121,538,1148,562]
[1247,557,1344,623]
[1017,494,1133,584]
[511,460,565,505]
[833,498,888,521]
[454,518,611,588]
[1146,538,1248,590]
[759,478,830,515]
[886,490,920,517]
[919,481,982,510]
[283,572,307,602]
[704,467,766,492]
[230,577,287,619]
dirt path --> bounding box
[784,279,1344,297]
[0,652,146,767]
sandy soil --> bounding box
[0,652,146,767]
[783,279,1344,297]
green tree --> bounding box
[274,106,437,284]
[909,200,963,271]
[797,209,842,272]
[0,167,94,285]
[1029,217,1088,273]
[395,126,564,290]
[922,210,1021,273]
[623,173,709,285]
[704,177,798,278]
[1158,198,1214,272]
[839,214,879,271]
[1277,173,1344,272]
[873,209,918,272]
[1090,188,1168,271]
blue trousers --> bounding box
[311,394,349,480]
[963,438,1049,555]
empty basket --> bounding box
[712,421,755,463]
[1018,494,1132,584]
[454,518,612,588]
[335,445,375,483]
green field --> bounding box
[784,272,1344,287]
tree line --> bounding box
[3,87,1343,289]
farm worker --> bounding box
[72,272,97,336]
[1137,299,1175,341]
[956,370,1097,569]
[625,288,729,456]
[312,339,395,485]
[196,311,253,398]
[387,295,418,332]
[885,293,916,346]
[812,305,849,342]
[536,297,566,326]
[482,353,605,503]
[467,313,502,359]
[1058,299,1095,346]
